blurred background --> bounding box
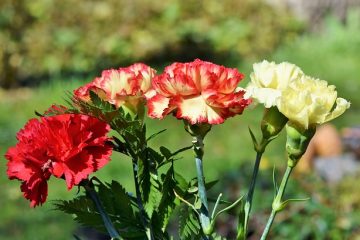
[1,0,360,239]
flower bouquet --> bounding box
[5,59,350,239]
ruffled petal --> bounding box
[174,96,225,125]
[147,94,171,119]
[246,85,281,108]
[21,174,49,207]
[152,72,198,97]
[324,98,351,123]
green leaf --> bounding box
[211,195,244,225]
[145,174,162,218]
[112,136,128,155]
[152,167,177,232]
[272,164,279,198]
[138,158,162,219]
[109,181,135,219]
[160,146,173,159]
[146,147,165,167]
[158,146,193,168]
[147,129,167,141]
[236,201,246,240]
[248,126,258,149]
[179,205,201,240]
[171,145,193,157]
[54,181,145,239]
[55,196,104,231]
[174,172,188,191]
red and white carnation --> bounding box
[74,63,156,112]
[147,59,251,124]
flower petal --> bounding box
[324,98,351,122]
[147,94,171,119]
[174,95,225,125]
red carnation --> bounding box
[147,59,251,124]
[5,114,112,207]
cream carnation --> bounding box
[277,76,350,129]
[246,60,304,108]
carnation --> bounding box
[147,59,251,125]
[5,114,112,207]
[277,76,350,129]
[246,60,304,108]
[74,63,156,114]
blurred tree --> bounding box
[0,0,303,88]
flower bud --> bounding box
[286,124,316,167]
[261,107,288,140]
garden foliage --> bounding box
[0,0,302,88]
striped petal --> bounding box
[147,94,171,119]
[174,96,225,125]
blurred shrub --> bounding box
[0,0,302,88]
[272,9,360,108]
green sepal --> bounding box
[261,107,288,140]
[273,197,311,212]
[286,124,316,167]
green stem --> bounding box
[242,151,263,236]
[132,160,154,240]
[260,166,293,240]
[84,183,122,239]
[260,210,276,240]
[237,138,269,239]
[193,136,211,237]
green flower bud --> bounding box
[286,124,316,167]
[261,107,288,140]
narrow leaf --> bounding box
[147,129,167,141]
[248,126,258,148]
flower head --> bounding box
[147,59,251,125]
[74,63,156,114]
[5,114,112,207]
[277,76,350,129]
[246,60,303,108]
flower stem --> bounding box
[193,136,211,237]
[84,183,122,239]
[260,210,276,240]
[242,151,263,237]
[237,138,268,239]
[260,166,293,240]
[132,160,154,240]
